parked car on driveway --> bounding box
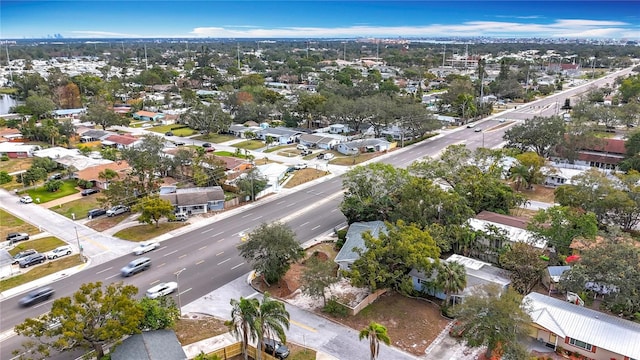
[87,208,107,218]
[19,287,55,307]
[7,232,29,244]
[49,173,62,180]
[293,163,307,170]
[296,144,308,150]
[19,195,33,204]
[169,213,188,222]
[81,188,100,196]
[47,245,73,259]
[12,249,37,264]
[146,282,178,299]
[300,149,312,156]
[323,153,335,160]
[19,253,46,268]
[132,240,159,255]
[263,338,290,359]
[107,205,130,217]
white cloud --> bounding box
[188,19,637,39]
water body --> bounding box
[0,94,18,115]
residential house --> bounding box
[74,161,131,190]
[159,186,225,214]
[329,124,350,134]
[335,138,392,156]
[254,163,289,196]
[256,127,302,145]
[541,266,571,294]
[102,134,141,149]
[52,108,86,119]
[0,142,39,158]
[133,111,164,122]
[334,221,386,271]
[554,138,626,170]
[409,254,511,304]
[542,166,586,187]
[78,129,112,143]
[298,133,344,150]
[111,329,187,360]
[467,211,546,263]
[228,124,262,138]
[0,128,24,142]
[524,292,640,360]
[34,147,112,171]
[213,155,253,173]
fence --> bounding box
[342,288,387,316]
[207,342,278,360]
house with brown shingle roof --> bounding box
[0,128,24,143]
[102,134,141,149]
[133,111,164,122]
[74,161,131,189]
[555,138,626,170]
[159,186,225,214]
[211,155,252,173]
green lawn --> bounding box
[9,236,67,256]
[231,140,265,150]
[51,196,101,219]
[24,180,79,203]
[0,209,39,240]
[114,222,187,241]
[192,133,237,143]
[212,150,250,158]
[149,124,198,136]
[0,256,84,291]
[263,144,293,153]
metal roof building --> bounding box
[524,292,640,360]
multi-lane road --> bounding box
[0,66,634,359]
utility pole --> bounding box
[75,226,85,263]
[175,268,186,317]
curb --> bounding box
[1,259,91,299]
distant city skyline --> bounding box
[1,1,639,40]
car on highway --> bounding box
[81,188,100,196]
[145,281,178,299]
[121,257,151,277]
[18,253,46,268]
[132,240,159,255]
[19,287,55,307]
[202,142,212,148]
[12,249,37,265]
[107,205,130,217]
[474,128,482,132]
[7,232,30,244]
[263,338,290,359]
[19,195,33,204]
[174,141,186,146]
[466,123,477,128]
[47,245,73,259]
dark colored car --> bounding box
[165,131,174,136]
[87,208,107,218]
[174,141,186,146]
[202,142,212,148]
[18,253,46,268]
[19,287,55,307]
[81,188,100,196]
[263,338,290,359]
[49,173,63,180]
[12,249,37,265]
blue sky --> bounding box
[1,1,638,39]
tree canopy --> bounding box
[502,115,566,157]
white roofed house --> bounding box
[256,127,303,145]
[335,138,392,156]
[524,292,640,360]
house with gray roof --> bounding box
[228,124,261,138]
[541,265,571,294]
[298,133,344,150]
[524,292,640,360]
[335,138,391,156]
[409,254,511,305]
[111,329,186,360]
[256,127,302,145]
[335,221,386,270]
[159,186,225,215]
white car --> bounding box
[296,144,308,150]
[146,282,178,299]
[20,195,33,204]
[132,240,159,256]
[293,163,307,170]
[47,245,73,259]
[323,153,335,160]
[107,205,130,217]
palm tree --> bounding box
[436,261,467,306]
[359,321,391,360]
[255,293,290,360]
[226,297,259,360]
[509,164,530,191]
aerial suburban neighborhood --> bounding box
[1,2,640,360]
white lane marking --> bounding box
[178,254,187,259]
[212,231,224,237]
[231,262,245,270]
[179,288,192,296]
[164,250,178,257]
[285,202,295,207]
[157,263,166,268]
[218,258,231,266]
[198,246,207,251]
[0,328,17,342]
[276,201,285,205]
[311,225,321,231]
[216,251,224,256]
[96,267,113,275]
[217,238,225,242]
[105,273,119,280]
[201,228,215,234]
[299,222,309,227]
[196,260,205,265]
[150,280,159,285]
[241,213,253,218]
[158,246,167,251]
[330,208,338,212]
[253,216,263,221]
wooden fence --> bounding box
[206,342,278,360]
[342,288,388,316]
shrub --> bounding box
[0,154,9,161]
[77,179,94,189]
[44,179,63,192]
[322,298,348,317]
[0,170,12,184]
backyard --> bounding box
[149,125,198,137]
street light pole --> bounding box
[175,268,186,317]
[482,131,485,148]
[74,226,85,263]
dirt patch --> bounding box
[335,292,449,356]
[86,216,130,232]
[284,169,329,188]
[519,185,556,203]
[174,314,229,345]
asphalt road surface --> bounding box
[0,66,633,359]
